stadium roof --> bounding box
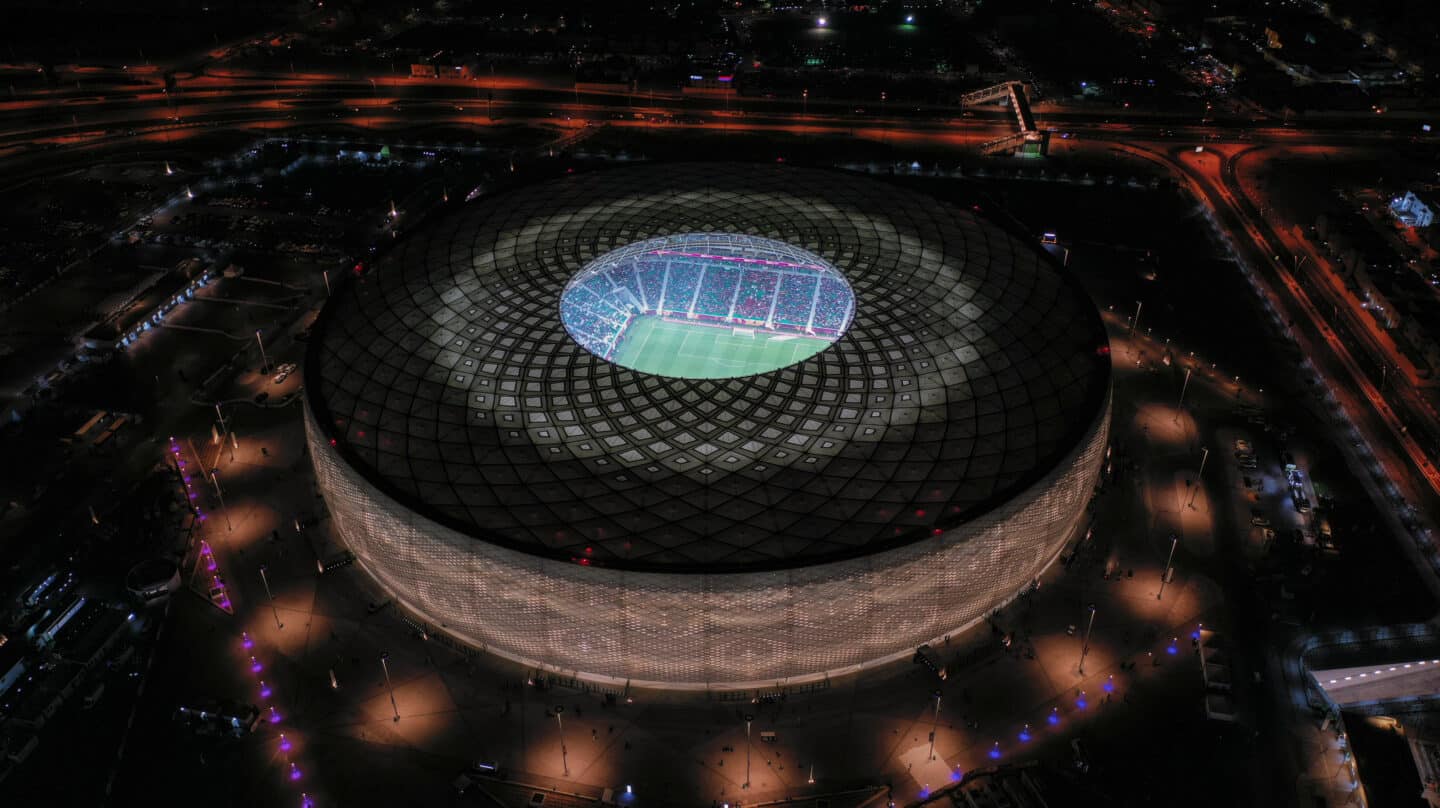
[307,163,1110,573]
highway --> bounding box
[0,66,1428,156]
[1127,139,1440,547]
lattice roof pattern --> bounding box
[307,163,1109,573]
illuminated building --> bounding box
[306,163,1110,687]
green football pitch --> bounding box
[611,316,834,378]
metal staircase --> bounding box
[963,82,1047,157]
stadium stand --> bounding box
[560,235,855,359]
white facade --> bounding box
[307,393,1108,687]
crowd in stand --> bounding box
[560,252,854,357]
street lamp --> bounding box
[554,704,569,775]
[380,651,399,722]
[1129,300,1143,336]
[927,689,942,761]
[1158,533,1180,600]
[255,329,271,373]
[743,712,755,789]
[210,469,232,532]
[1078,604,1097,674]
[212,402,237,467]
[259,563,282,630]
[1187,447,1210,509]
[1175,366,1193,419]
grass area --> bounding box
[612,316,833,378]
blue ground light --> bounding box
[989,742,1002,760]
[1048,707,1061,726]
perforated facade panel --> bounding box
[307,395,1107,685]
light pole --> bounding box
[381,651,399,722]
[1174,366,1193,420]
[1078,604,1097,675]
[211,469,232,532]
[743,712,755,789]
[1158,533,1179,600]
[927,689,942,761]
[1129,300,1143,336]
[554,705,569,776]
[802,88,808,115]
[255,329,271,373]
[1187,447,1210,509]
[259,564,282,630]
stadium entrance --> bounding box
[560,233,855,379]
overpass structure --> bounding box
[1315,657,1440,708]
[962,82,1047,157]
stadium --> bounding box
[304,162,1112,688]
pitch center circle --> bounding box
[560,233,855,379]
